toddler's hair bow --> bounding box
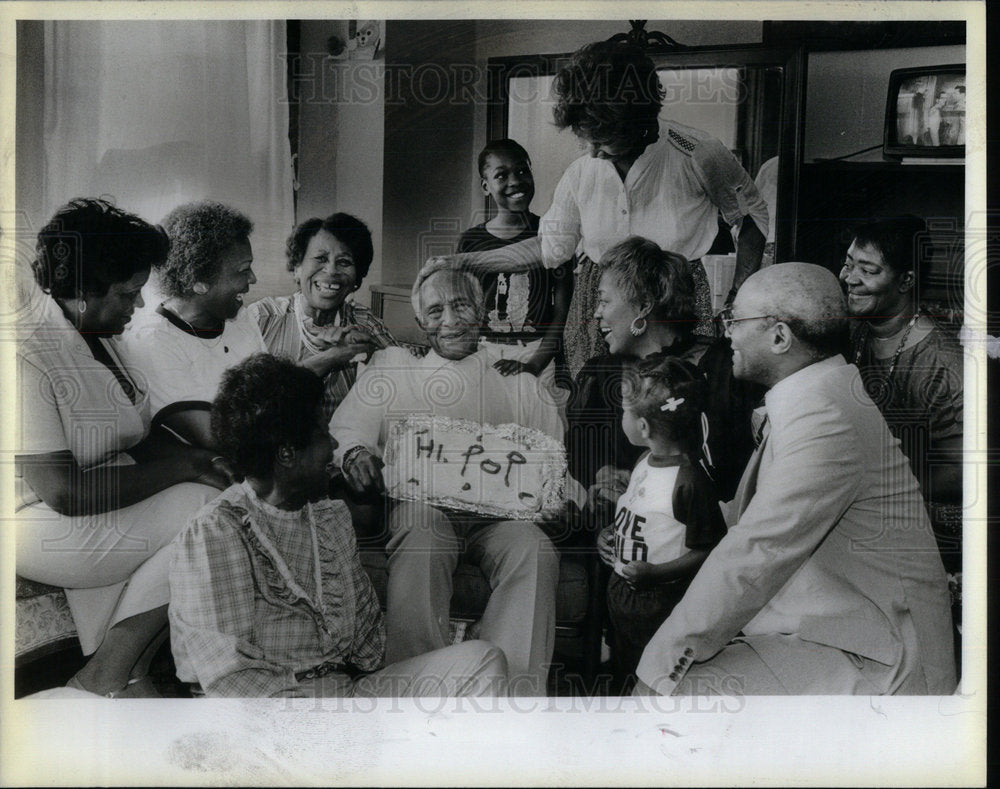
[660,396,685,412]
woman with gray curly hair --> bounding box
[116,200,267,450]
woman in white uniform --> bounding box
[116,201,267,450]
[15,199,231,697]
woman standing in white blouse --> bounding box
[421,40,768,377]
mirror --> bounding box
[487,46,804,281]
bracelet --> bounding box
[341,445,368,470]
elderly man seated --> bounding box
[330,269,562,695]
[634,262,956,696]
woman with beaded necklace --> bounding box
[841,215,963,578]
[248,213,395,423]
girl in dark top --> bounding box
[457,139,572,381]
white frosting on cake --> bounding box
[383,415,566,520]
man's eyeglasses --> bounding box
[718,307,775,333]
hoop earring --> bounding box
[629,316,647,337]
[78,299,87,314]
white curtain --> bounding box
[41,20,295,300]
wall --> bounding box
[803,45,965,162]
[295,21,386,306]
[14,21,296,305]
[380,20,478,290]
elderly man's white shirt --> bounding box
[330,346,564,466]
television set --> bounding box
[883,64,965,159]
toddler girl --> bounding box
[597,354,726,691]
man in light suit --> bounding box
[635,262,956,695]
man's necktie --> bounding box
[735,406,770,518]
[751,406,770,448]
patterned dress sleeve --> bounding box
[247,296,298,357]
[321,500,386,672]
[672,461,728,551]
[343,301,397,349]
[915,330,963,445]
[246,296,270,337]
[168,505,303,698]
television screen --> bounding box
[884,65,965,159]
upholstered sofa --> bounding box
[14,576,83,697]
